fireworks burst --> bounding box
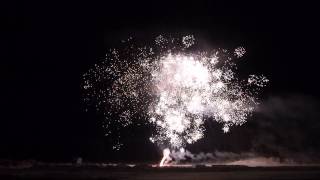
[82,35,268,164]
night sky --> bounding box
[2,1,320,162]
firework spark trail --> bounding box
[159,148,171,167]
[82,35,268,165]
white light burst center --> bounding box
[149,53,260,148]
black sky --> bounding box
[1,1,320,162]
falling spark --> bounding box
[82,35,268,165]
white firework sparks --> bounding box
[82,35,268,164]
[148,52,259,148]
[182,35,195,48]
[234,46,246,58]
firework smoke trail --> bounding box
[82,35,268,166]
